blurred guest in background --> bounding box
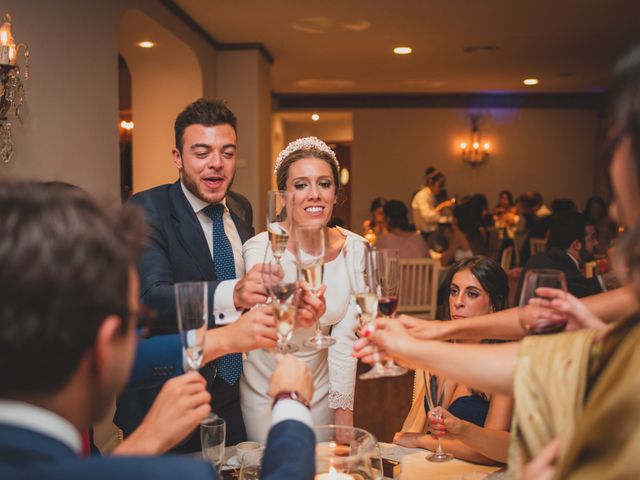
[493,189,515,216]
[440,198,488,266]
[411,169,454,240]
[532,192,552,218]
[362,197,387,244]
[376,200,429,259]
[515,211,602,300]
[584,195,617,253]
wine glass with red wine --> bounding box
[518,269,568,335]
[363,247,407,379]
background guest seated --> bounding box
[375,199,429,258]
[440,199,488,266]
[515,210,601,300]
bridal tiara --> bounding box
[274,136,339,176]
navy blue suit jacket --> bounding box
[115,182,254,451]
[0,420,315,480]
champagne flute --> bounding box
[297,224,336,349]
[175,281,208,371]
[518,268,568,334]
[266,190,292,265]
[374,248,407,378]
[201,414,226,473]
[261,244,299,354]
[343,239,387,379]
[424,371,453,462]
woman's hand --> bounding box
[393,432,422,449]
[427,406,467,438]
[529,287,606,331]
[398,315,447,340]
[353,317,419,369]
[521,437,561,480]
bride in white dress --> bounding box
[240,137,364,443]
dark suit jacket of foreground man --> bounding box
[0,419,314,480]
[115,181,254,451]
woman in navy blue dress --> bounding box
[394,256,513,465]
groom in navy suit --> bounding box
[0,181,316,479]
[115,99,270,450]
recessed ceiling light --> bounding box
[311,113,320,121]
[523,78,539,86]
[137,41,156,48]
[393,46,412,55]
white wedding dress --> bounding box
[240,227,363,443]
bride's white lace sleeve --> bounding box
[328,295,358,411]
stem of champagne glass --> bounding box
[436,437,444,454]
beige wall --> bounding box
[120,8,203,193]
[0,0,121,200]
[283,117,353,144]
[352,107,599,227]
[217,50,272,231]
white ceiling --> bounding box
[175,0,640,94]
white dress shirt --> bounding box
[411,186,440,233]
[0,399,82,454]
[181,182,244,325]
[271,399,312,428]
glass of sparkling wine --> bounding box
[262,247,300,354]
[175,281,208,371]
[297,224,335,349]
[201,414,226,472]
[343,239,386,379]
[266,190,292,265]
[372,248,407,378]
[424,371,453,462]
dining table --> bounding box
[380,442,504,480]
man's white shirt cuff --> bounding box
[271,399,312,428]
[213,279,242,325]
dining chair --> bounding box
[486,227,502,261]
[397,258,440,319]
[512,231,528,266]
[529,238,547,256]
[500,246,514,271]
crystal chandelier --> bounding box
[459,114,491,167]
[0,13,29,165]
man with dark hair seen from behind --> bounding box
[0,181,315,480]
[515,211,602,301]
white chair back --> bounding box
[397,258,440,319]
[501,246,514,271]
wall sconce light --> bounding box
[0,13,29,165]
[459,114,491,167]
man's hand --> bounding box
[233,263,281,310]
[113,372,211,455]
[296,284,327,329]
[268,354,313,405]
[227,305,279,351]
[521,437,561,480]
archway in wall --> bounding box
[118,8,203,194]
